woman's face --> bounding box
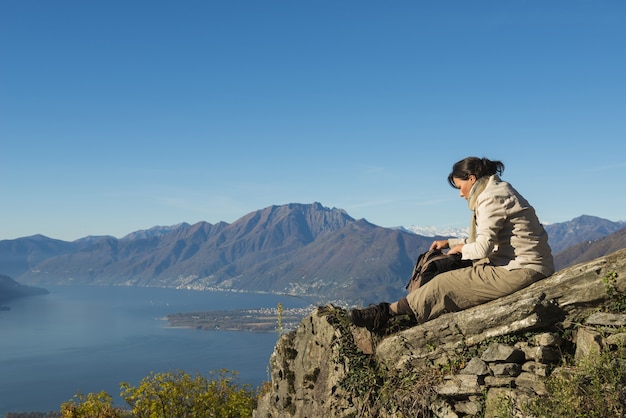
[453,175,476,200]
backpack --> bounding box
[405,248,473,293]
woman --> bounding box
[350,156,554,331]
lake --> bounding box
[0,285,311,415]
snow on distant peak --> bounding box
[400,225,469,238]
[121,223,191,240]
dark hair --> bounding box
[447,157,505,188]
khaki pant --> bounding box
[405,261,546,324]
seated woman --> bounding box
[350,156,554,331]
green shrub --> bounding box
[60,391,127,418]
[120,369,255,418]
[603,271,626,313]
[60,369,256,418]
[526,347,626,417]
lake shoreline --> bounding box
[165,306,313,332]
[0,285,310,416]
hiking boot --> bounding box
[349,302,392,331]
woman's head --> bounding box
[447,157,505,189]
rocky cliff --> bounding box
[255,248,626,417]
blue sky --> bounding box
[1,1,625,241]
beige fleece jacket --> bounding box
[448,175,554,276]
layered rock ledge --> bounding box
[255,248,626,417]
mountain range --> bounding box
[1,203,624,305]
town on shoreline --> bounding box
[165,306,314,332]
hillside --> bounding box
[0,274,49,303]
[544,214,625,253]
[0,234,78,279]
[553,226,626,270]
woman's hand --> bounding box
[447,244,464,255]
[430,240,464,256]
[430,240,450,251]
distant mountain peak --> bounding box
[121,222,192,240]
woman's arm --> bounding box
[462,194,507,260]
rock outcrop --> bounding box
[255,248,626,417]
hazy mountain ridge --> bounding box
[543,214,626,253]
[1,204,624,305]
[0,234,78,279]
[553,225,626,270]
